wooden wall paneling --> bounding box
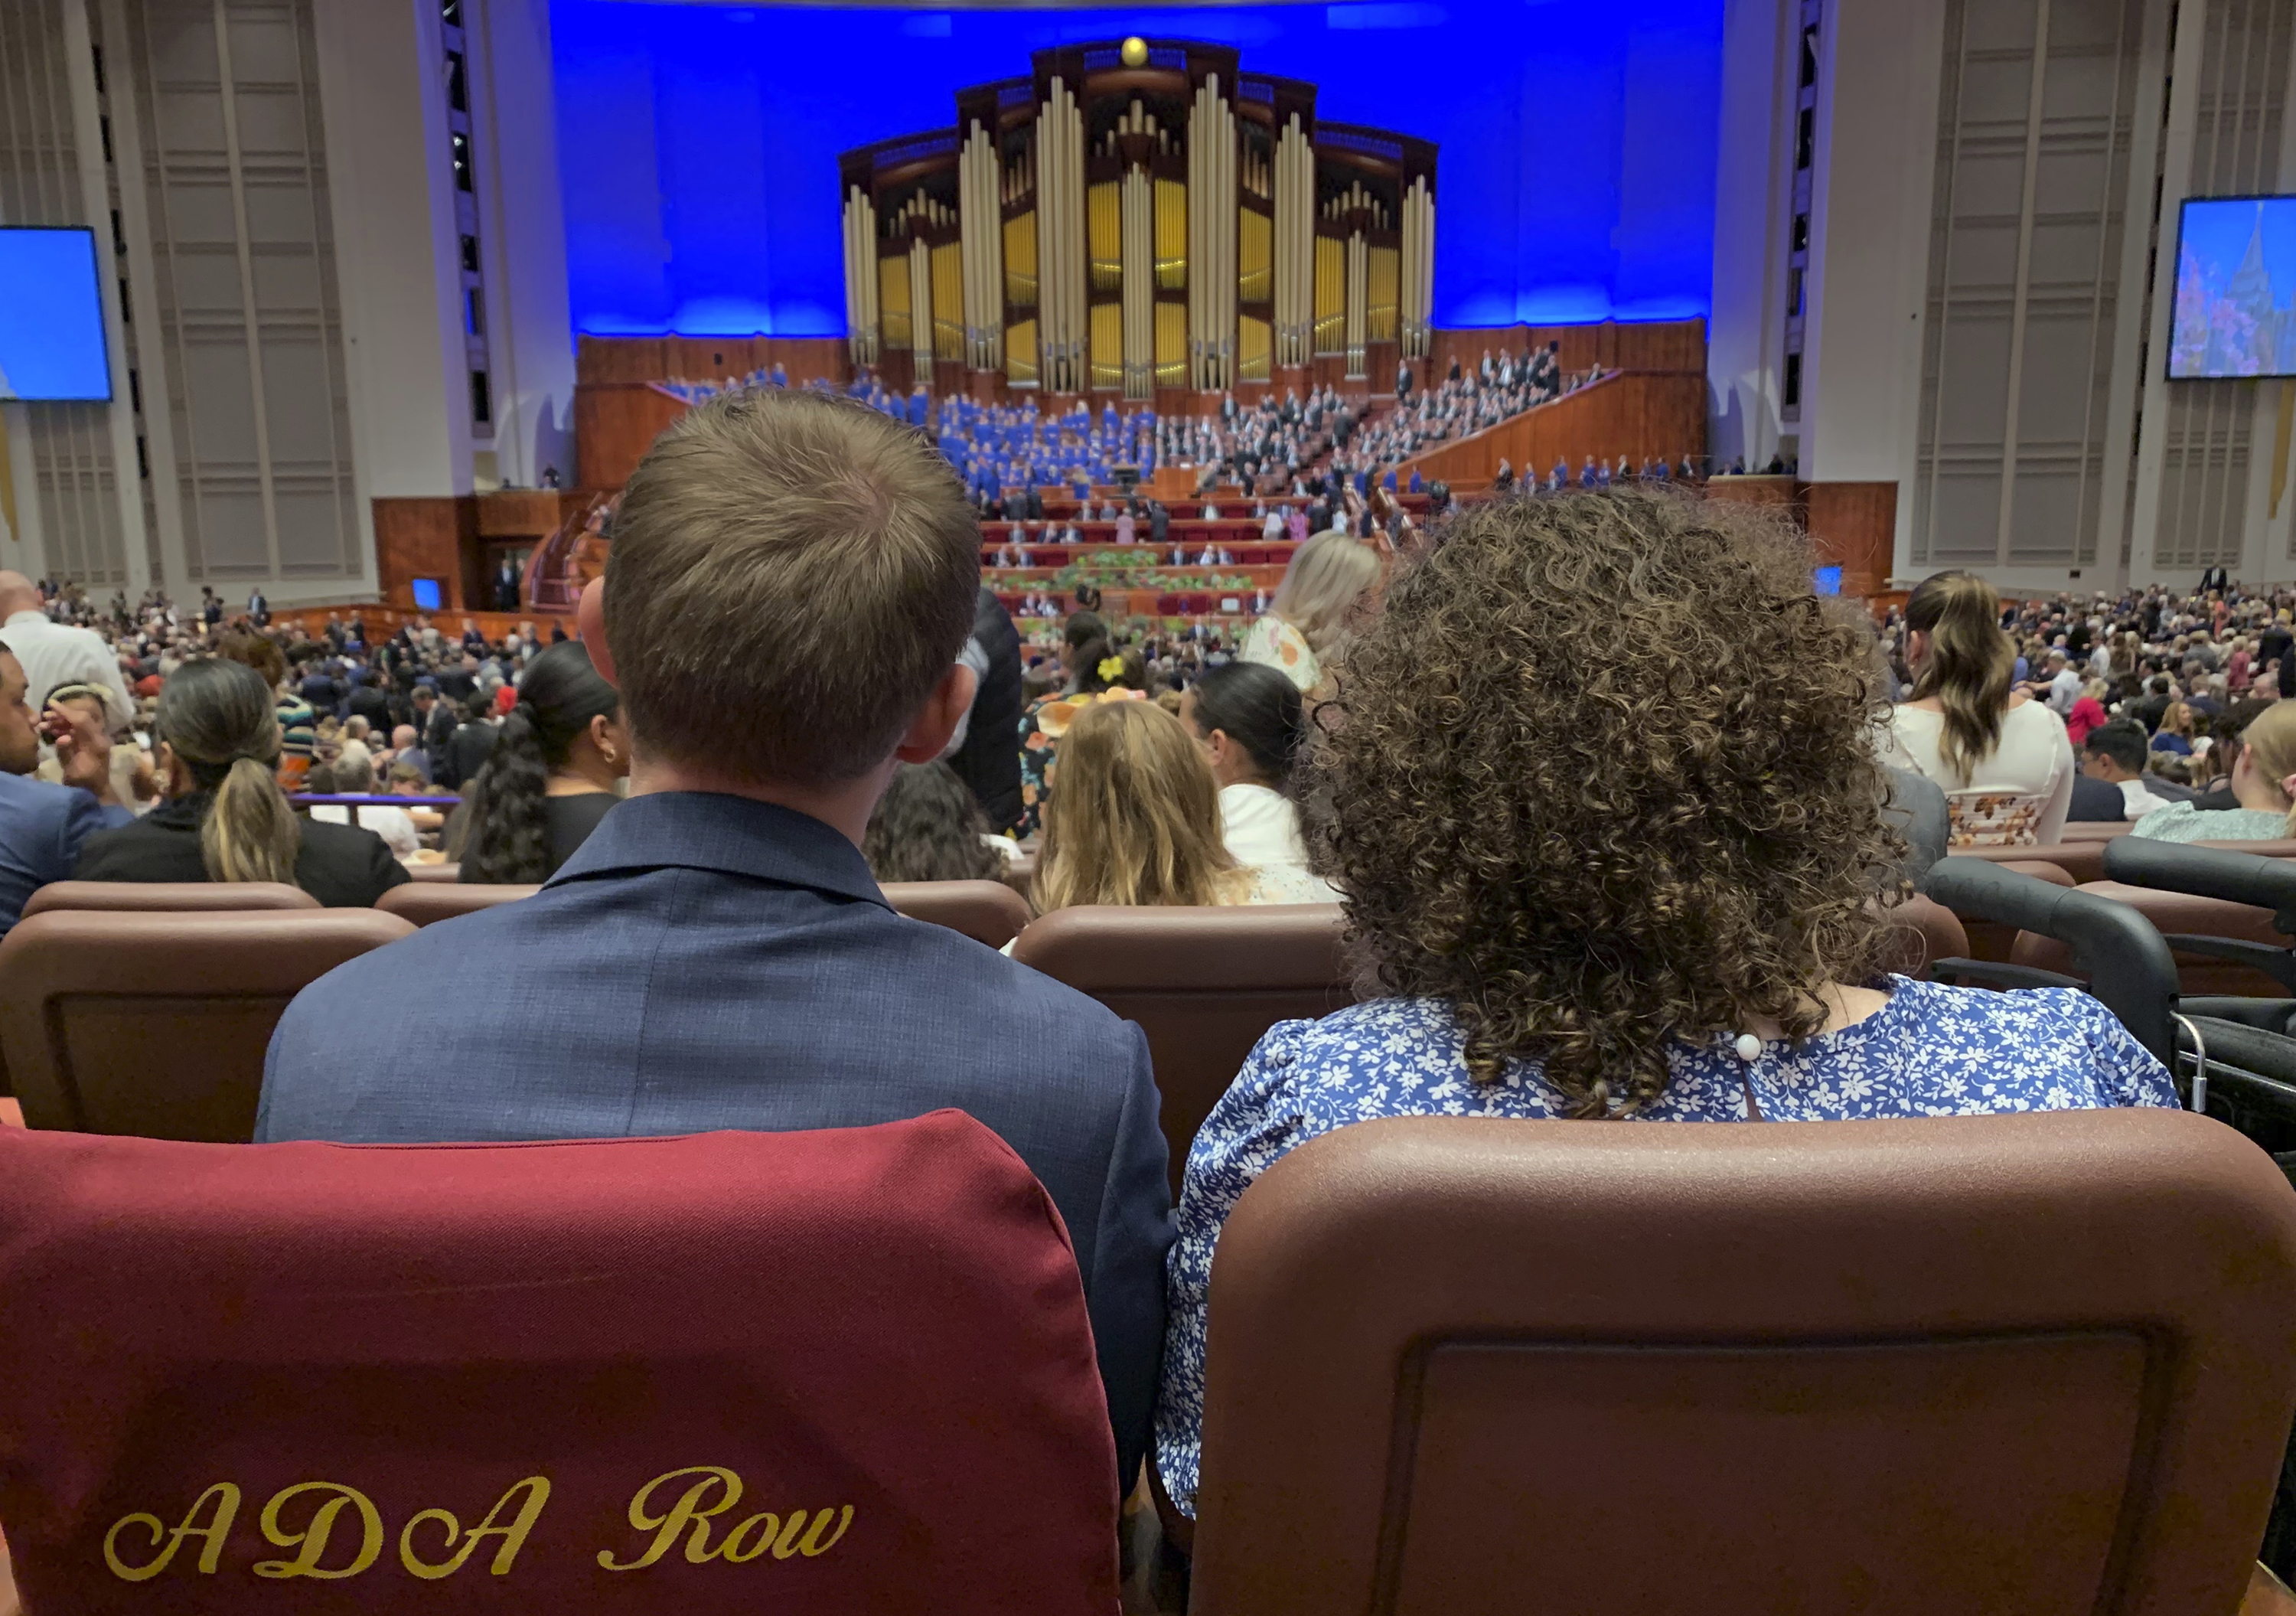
[1705,475,1802,514]
[573,384,690,492]
[371,497,473,610]
[1803,481,1898,597]
[575,336,668,385]
[474,490,562,539]
[757,337,851,387]
[1401,371,1707,488]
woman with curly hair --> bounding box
[862,760,1007,883]
[1152,489,2177,1520]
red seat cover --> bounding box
[0,1112,1117,1613]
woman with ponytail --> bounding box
[73,657,408,905]
[456,640,627,883]
[1880,570,2075,846]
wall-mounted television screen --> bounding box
[0,228,112,402]
[2170,196,2296,379]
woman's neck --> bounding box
[2232,772,2290,815]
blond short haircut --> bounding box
[605,389,978,785]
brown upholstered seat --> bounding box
[0,909,416,1141]
[20,880,318,918]
[2060,820,2137,842]
[377,880,542,926]
[1000,851,1037,900]
[1945,841,2108,883]
[1011,904,1350,1195]
[1185,1111,2296,1616]
[882,880,1034,948]
[406,860,461,883]
[1880,894,1966,977]
[2012,881,2291,997]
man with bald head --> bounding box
[0,640,129,935]
[0,570,133,733]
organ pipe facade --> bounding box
[837,41,1435,395]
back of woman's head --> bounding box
[2237,700,2296,834]
[1306,487,1897,1118]
[154,657,299,884]
[863,761,1003,883]
[1035,699,1238,912]
[1189,660,1309,791]
[213,629,285,690]
[1073,641,1146,696]
[462,640,619,884]
[1271,531,1382,655]
[1903,569,2013,783]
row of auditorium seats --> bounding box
[0,881,1968,1203]
[2,1078,2292,1612]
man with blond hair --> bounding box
[257,390,1172,1483]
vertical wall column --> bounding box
[1035,77,1087,393]
[1120,165,1153,398]
[1186,75,1236,390]
[1273,114,1313,369]
[959,121,1003,374]
[843,184,879,367]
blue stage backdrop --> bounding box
[552,0,1724,341]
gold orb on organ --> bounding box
[1119,35,1149,68]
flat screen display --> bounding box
[2170,196,2296,379]
[0,228,113,402]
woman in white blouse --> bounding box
[1880,570,2074,847]
[1180,660,1338,903]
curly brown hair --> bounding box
[1305,487,1905,1118]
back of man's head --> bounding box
[2085,720,2148,777]
[605,389,977,787]
[0,570,38,620]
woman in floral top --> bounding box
[1014,617,1140,838]
[1238,530,1381,695]
[1153,490,2178,1517]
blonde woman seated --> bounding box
[2135,700,2296,844]
[1238,529,1382,695]
[1029,700,1330,922]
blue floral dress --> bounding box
[1153,978,2178,1516]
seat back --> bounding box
[406,861,461,883]
[1187,1112,2296,1616]
[1012,905,1350,1194]
[377,882,542,927]
[1880,894,1965,977]
[1939,841,2108,885]
[0,909,416,1139]
[0,1114,1117,1614]
[2060,819,2138,842]
[882,880,1034,949]
[2012,881,2291,998]
[2105,837,2296,936]
[21,881,318,919]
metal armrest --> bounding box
[2161,935,2296,992]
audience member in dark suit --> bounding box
[72,658,407,907]
[0,644,132,935]
[948,587,1023,831]
[2068,771,2133,822]
[255,389,1175,1487]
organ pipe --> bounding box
[1345,230,1367,377]
[843,185,880,367]
[1121,165,1153,399]
[909,237,934,372]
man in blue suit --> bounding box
[258,390,1175,1488]
[0,642,132,935]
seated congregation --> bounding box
[2,387,2293,1615]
